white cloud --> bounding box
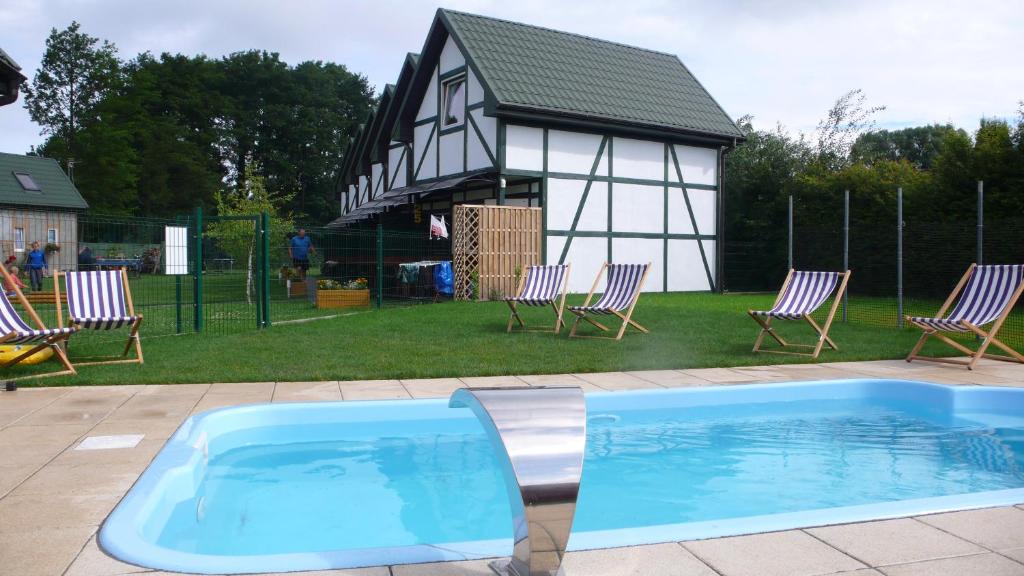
[1,0,1022,154]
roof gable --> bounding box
[440,9,743,141]
[0,153,88,210]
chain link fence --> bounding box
[724,186,1024,350]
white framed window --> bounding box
[441,74,466,127]
[14,227,25,252]
[47,228,58,244]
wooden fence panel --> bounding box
[452,204,541,301]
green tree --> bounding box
[851,124,964,170]
[22,21,121,161]
[206,164,295,303]
[814,89,885,170]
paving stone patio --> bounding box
[1,358,1022,575]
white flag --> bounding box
[430,214,449,239]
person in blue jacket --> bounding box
[288,229,315,279]
[25,241,47,291]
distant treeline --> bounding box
[22,22,375,224]
[723,91,1024,293]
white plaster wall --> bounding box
[611,238,663,293]
[467,68,484,104]
[611,183,663,234]
[546,236,606,293]
[371,163,384,197]
[439,131,464,176]
[414,123,437,180]
[667,239,714,291]
[672,145,717,186]
[416,66,438,122]
[547,130,604,175]
[546,178,607,232]
[439,36,465,73]
[358,175,369,204]
[471,110,496,161]
[668,188,716,235]
[613,137,663,180]
[505,124,544,171]
[466,116,492,171]
[388,147,407,189]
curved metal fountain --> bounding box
[449,385,586,576]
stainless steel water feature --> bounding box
[449,386,586,576]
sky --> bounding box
[1,0,1022,154]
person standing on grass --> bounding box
[25,241,47,291]
[288,229,315,279]
[4,265,26,296]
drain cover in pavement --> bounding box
[75,434,145,450]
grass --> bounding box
[6,292,972,387]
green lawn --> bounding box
[6,292,970,387]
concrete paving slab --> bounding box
[15,388,134,426]
[806,518,984,566]
[917,507,1024,551]
[65,536,151,575]
[87,417,186,440]
[726,365,794,381]
[391,560,494,575]
[103,393,199,421]
[627,370,713,387]
[12,462,142,497]
[191,394,269,414]
[769,363,865,381]
[206,381,276,395]
[400,378,465,399]
[0,492,120,532]
[684,530,867,576]
[678,367,760,383]
[0,525,97,576]
[574,371,658,390]
[274,381,343,402]
[878,552,1024,575]
[133,383,209,397]
[562,543,718,575]
[340,379,411,401]
[458,375,528,387]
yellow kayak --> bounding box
[0,344,54,365]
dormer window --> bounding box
[13,172,40,192]
[442,75,466,127]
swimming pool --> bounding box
[100,379,1024,574]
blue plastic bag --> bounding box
[434,261,453,295]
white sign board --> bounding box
[164,226,189,275]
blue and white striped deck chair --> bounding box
[748,269,851,359]
[0,263,77,380]
[59,268,144,366]
[906,263,1024,370]
[504,264,571,333]
[568,262,651,340]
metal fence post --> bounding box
[193,206,204,332]
[977,181,984,265]
[843,189,849,322]
[788,195,793,269]
[254,216,264,330]
[262,212,271,327]
[376,223,384,309]
[897,188,903,329]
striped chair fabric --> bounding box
[0,291,75,344]
[751,271,842,320]
[66,271,138,330]
[569,263,648,315]
[506,265,567,306]
[908,264,1024,332]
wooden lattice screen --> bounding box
[453,205,542,301]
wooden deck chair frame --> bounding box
[56,267,144,366]
[506,264,571,334]
[0,263,77,381]
[748,269,852,359]
[906,263,1024,370]
[569,262,652,341]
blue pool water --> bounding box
[101,380,1024,574]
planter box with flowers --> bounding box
[316,278,370,309]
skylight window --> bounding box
[13,172,41,192]
[442,75,466,127]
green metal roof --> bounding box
[441,9,743,140]
[0,153,88,210]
